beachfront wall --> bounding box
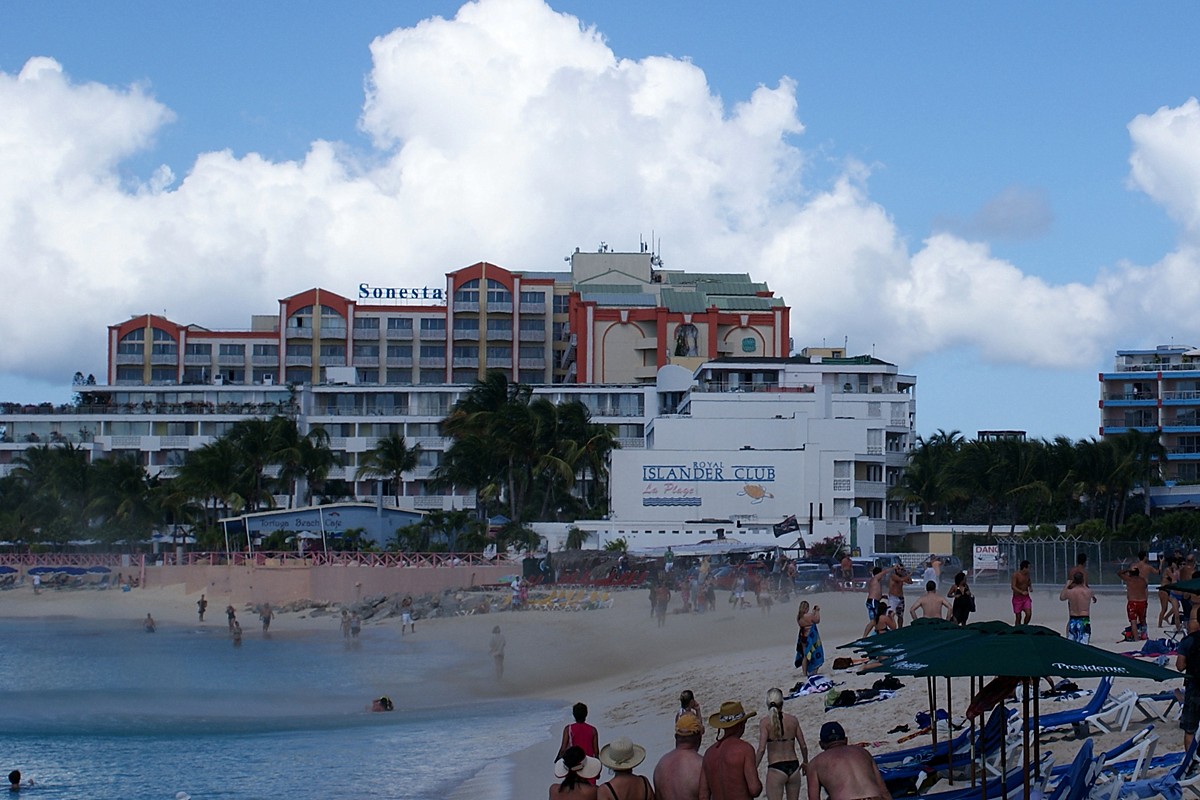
[147,562,513,606]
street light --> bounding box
[849,506,863,554]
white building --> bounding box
[565,349,917,554]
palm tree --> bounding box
[356,433,422,504]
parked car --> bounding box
[791,563,830,593]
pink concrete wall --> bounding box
[147,563,515,605]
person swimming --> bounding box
[371,696,394,712]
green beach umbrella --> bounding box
[1159,578,1200,594]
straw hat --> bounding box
[708,700,756,729]
[554,751,602,780]
[599,737,646,770]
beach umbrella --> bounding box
[1159,578,1200,594]
[27,566,62,575]
[840,616,964,654]
[863,623,1177,799]
[0,565,17,574]
[86,565,111,574]
[60,567,87,576]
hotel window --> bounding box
[286,344,312,357]
[286,367,310,384]
[553,294,571,314]
[519,319,545,334]
[117,340,145,355]
[252,344,279,357]
[385,369,411,384]
[151,342,178,356]
[485,279,512,304]
[486,345,511,360]
[453,318,478,335]
[420,318,446,332]
[151,328,174,342]
[150,367,177,383]
[320,344,346,358]
[418,371,443,385]
[486,319,512,335]
[552,322,568,341]
[453,345,479,359]
[353,344,380,358]
[520,290,545,303]
[519,344,542,359]
[454,279,480,303]
[185,343,211,356]
[116,367,141,382]
[354,317,380,330]
[419,344,443,358]
[358,369,379,383]
[218,344,244,357]
[387,317,413,331]
[387,344,413,358]
[123,328,145,341]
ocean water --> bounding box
[0,616,559,799]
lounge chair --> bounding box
[1086,688,1141,733]
[1135,689,1181,724]
[1051,725,1157,794]
[914,750,1057,800]
[1040,738,1101,800]
[1115,733,1200,800]
[1033,677,1114,735]
[881,705,1019,795]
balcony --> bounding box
[485,328,513,340]
[418,329,447,340]
[486,302,513,314]
[217,354,246,367]
[285,328,313,339]
[320,326,348,338]
[518,357,545,369]
[452,329,480,341]
[519,329,546,342]
[251,355,278,367]
[385,328,414,340]
[319,355,347,366]
[385,357,413,368]
[453,356,480,368]
[285,355,312,366]
[149,354,178,365]
[486,357,512,368]
[352,356,380,367]
[418,357,446,368]
[519,302,546,315]
[116,353,143,365]
[183,354,211,366]
[353,326,381,339]
[453,301,480,313]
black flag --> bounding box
[773,515,799,537]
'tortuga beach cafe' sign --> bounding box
[358,283,446,303]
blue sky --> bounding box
[2,0,1199,441]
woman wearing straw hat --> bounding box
[598,737,653,800]
[551,745,602,799]
[755,688,808,800]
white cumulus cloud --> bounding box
[1,0,1199,396]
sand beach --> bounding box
[0,576,1177,799]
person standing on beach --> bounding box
[1175,616,1200,751]
[886,566,911,628]
[400,596,415,635]
[260,603,273,633]
[655,583,670,627]
[350,612,361,638]
[1011,561,1033,625]
[794,601,824,675]
[756,687,808,800]
[552,745,602,800]
[654,715,703,800]
[489,625,506,681]
[340,609,351,638]
[1160,557,1182,629]
[226,605,237,631]
[699,701,760,800]
[232,620,242,647]
[557,702,600,780]
[1118,565,1150,641]
[862,567,893,637]
[1060,572,1096,644]
[805,721,891,800]
[31,574,40,595]
[144,613,156,633]
[947,572,974,627]
[921,557,942,593]
[197,594,207,622]
[676,690,703,733]
[600,737,654,800]
[910,581,952,622]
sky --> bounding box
[2,0,1200,441]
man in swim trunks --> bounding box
[1060,571,1095,644]
[1011,560,1033,624]
[1176,617,1200,751]
[700,701,761,800]
[653,713,704,800]
[886,566,911,629]
[1118,565,1150,640]
[805,721,891,800]
[862,567,894,638]
[400,595,415,635]
[910,581,952,622]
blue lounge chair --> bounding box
[1116,733,1200,800]
[1040,738,1099,800]
[913,750,1056,800]
[882,706,1016,795]
[1034,676,1113,733]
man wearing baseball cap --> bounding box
[653,713,704,800]
[805,721,891,800]
[698,701,762,800]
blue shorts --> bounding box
[1067,616,1091,645]
[866,599,878,621]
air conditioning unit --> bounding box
[213,374,224,385]
[262,374,274,385]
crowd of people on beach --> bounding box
[548,689,890,800]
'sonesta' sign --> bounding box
[358,283,446,302]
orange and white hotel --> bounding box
[106,249,790,389]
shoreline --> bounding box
[2,580,1182,800]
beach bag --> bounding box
[1141,638,1170,655]
[873,676,904,691]
[833,690,857,707]
[832,656,854,670]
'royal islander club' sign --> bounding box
[357,283,446,303]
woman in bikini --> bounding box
[755,688,809,800]
[870,600,896,635]
[551,746,601,800]
[1159,556,1181,629]
[794,601,824,675]
[597,737,654,800]
[948,571,974,627]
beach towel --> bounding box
[794,623,825,673]
[825,689,896,712]
[788,675,834,698]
